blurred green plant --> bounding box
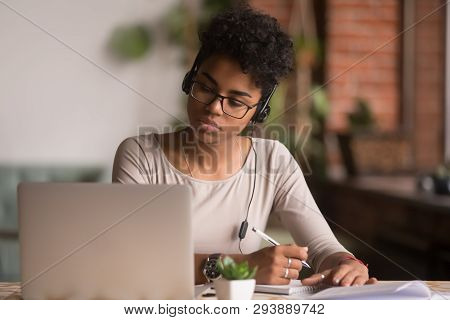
[216,256,258,280]
[165,0,233,44]
[164,0,233,66]
[310,85,330,132]
[348,98,375,133]
[266,85,330,178]
[293,35,322,67]
[108,24,152,60]
[164,4,190,46]
[199,0,233,30]
[305,85,330,178]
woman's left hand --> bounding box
[301,259,377,287]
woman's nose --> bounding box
[205,97,224,115]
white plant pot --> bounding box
[213,278,256,300]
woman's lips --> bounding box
[198,120,220,132]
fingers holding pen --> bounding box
[279,243,309,263]
[248,244,309,284]
[266,244,308,269]
[250,228,310,272]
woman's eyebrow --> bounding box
[201,72,218,86]
[201,72,253,98]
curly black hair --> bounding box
[197,5,294,100]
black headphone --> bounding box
[182,49,278,254]
[182,49,277,126]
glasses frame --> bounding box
[189,81,260,119]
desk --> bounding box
[1,281,449,300]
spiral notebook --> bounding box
[255,280,432,300]
[255,280,328,295]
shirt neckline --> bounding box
[152,133,255,184]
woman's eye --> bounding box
[228,99,245,107]
[199,85,213,93]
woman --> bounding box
[113,6,377,286]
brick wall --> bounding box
[325,0,446,170]
[250,0,446,171]
[326,0,401,132]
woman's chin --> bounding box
[194,128,221,144]
[198,133,219,144]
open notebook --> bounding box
[255,280,432,300]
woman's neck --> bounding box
[179,127,244,178]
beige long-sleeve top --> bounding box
[112,133,350,271]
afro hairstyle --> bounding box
[196,5,295,100]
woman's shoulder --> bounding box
[115,133,160,158]
[252,137,292,160]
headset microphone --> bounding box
[239,220,248,240]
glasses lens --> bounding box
[223,98,249,119]
[191,82,250,119]
[191,82,216,104]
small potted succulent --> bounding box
[214,256,258,300]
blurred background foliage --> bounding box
[108,24,153,60]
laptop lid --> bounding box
[18,182,193,299]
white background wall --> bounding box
[0,0,186,175]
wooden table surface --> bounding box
[1,281,449,300]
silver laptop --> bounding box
[18,182,194,299]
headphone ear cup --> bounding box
[256,105,271,123]
[182,71,193,94]
[248,104,271,126]
[252,84,276,124]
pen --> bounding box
[251,227,311,269]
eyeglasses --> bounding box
[189,81,259,119]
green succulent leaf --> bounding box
[216,256,258,280]
[248,266,258,279]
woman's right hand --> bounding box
[245,244,309,285]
